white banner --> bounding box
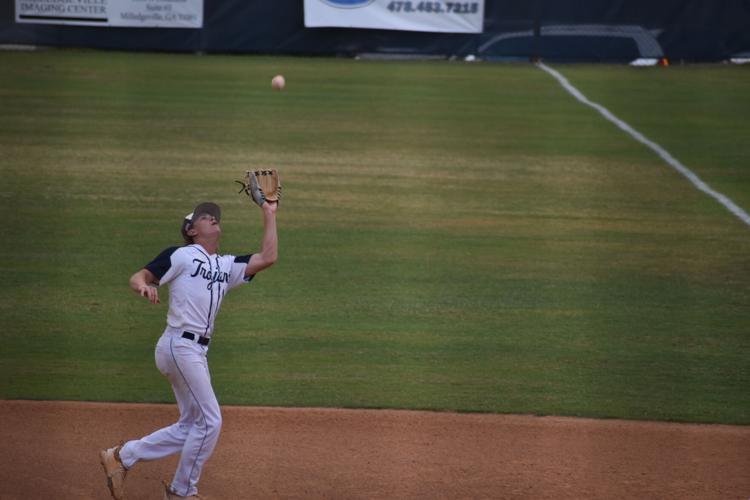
[304,0,484,33]
[16,0,203,28]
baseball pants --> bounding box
[119,330,221,497]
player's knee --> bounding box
[202,408,222,437]
[211,412,222,433]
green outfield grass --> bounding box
[1,50,748,424]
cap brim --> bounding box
[191,202,221,222]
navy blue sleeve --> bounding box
[234,254,255,283]
[234,254,252,264]
[144,246,179,280]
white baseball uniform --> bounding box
[118,243,253,497]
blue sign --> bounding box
[320,0,375,8]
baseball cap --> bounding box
[181,202,221,244]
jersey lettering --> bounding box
[190,258,230,290]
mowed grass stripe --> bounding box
[0,50,748,423]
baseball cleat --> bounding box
[99,446,127,500]
[163,480,206,499]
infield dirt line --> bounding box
[1,400,749,499]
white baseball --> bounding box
[271,75,286,91]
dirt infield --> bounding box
[1,400,748,499]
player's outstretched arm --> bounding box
[245,201,278,277]
[129,268,160,304]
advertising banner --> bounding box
[16,0,203,28]
[304,0,484,33]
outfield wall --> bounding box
[1,0,748,62]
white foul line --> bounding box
[537,62,750,228]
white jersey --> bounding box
[144,244,253,339]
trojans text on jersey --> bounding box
[190,258,229,289]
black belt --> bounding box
[182,331,210,346]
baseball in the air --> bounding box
[271,75,286,91]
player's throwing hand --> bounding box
[138,284,160,304]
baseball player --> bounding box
[99,197,278,500]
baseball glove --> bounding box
[236,169,282,207]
